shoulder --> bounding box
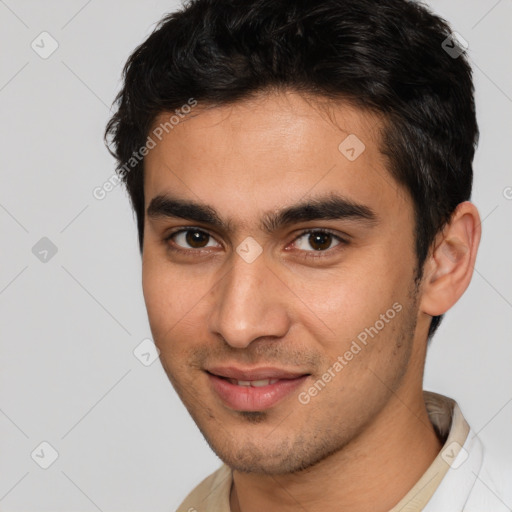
[175,464,233,512]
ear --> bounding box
[420,201,482,317]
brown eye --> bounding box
[168,229,220,250]
[185,230,209,248]
[294,230,341,252]
[309,232,333,250]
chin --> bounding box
[199,423,347,475]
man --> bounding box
[105,0,511,510]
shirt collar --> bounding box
[390,390,482,511]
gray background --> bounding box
[0,0,511,510]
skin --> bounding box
[141,90,481,512]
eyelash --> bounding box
[163,227,348,259]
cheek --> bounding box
[290,255,408,344]
[141,254,216,352]
[142,257,187,338]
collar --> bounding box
[390,390,482,511]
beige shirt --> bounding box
[176,391,470,512]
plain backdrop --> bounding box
[0,0,511,510]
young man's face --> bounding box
[142,91,428,474]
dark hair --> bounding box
[105,0,478,338]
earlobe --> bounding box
[420,201,481,317]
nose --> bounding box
[207,250,291,349]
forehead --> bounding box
[143,91,409,226]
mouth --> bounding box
[205,366,311,412]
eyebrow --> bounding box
[146,193,377,234]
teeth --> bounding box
[250,379,271,387]
[233,379,279,387]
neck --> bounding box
[230,387,443,512]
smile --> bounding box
[205,367,310,411]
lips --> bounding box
[206,366,310,411]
